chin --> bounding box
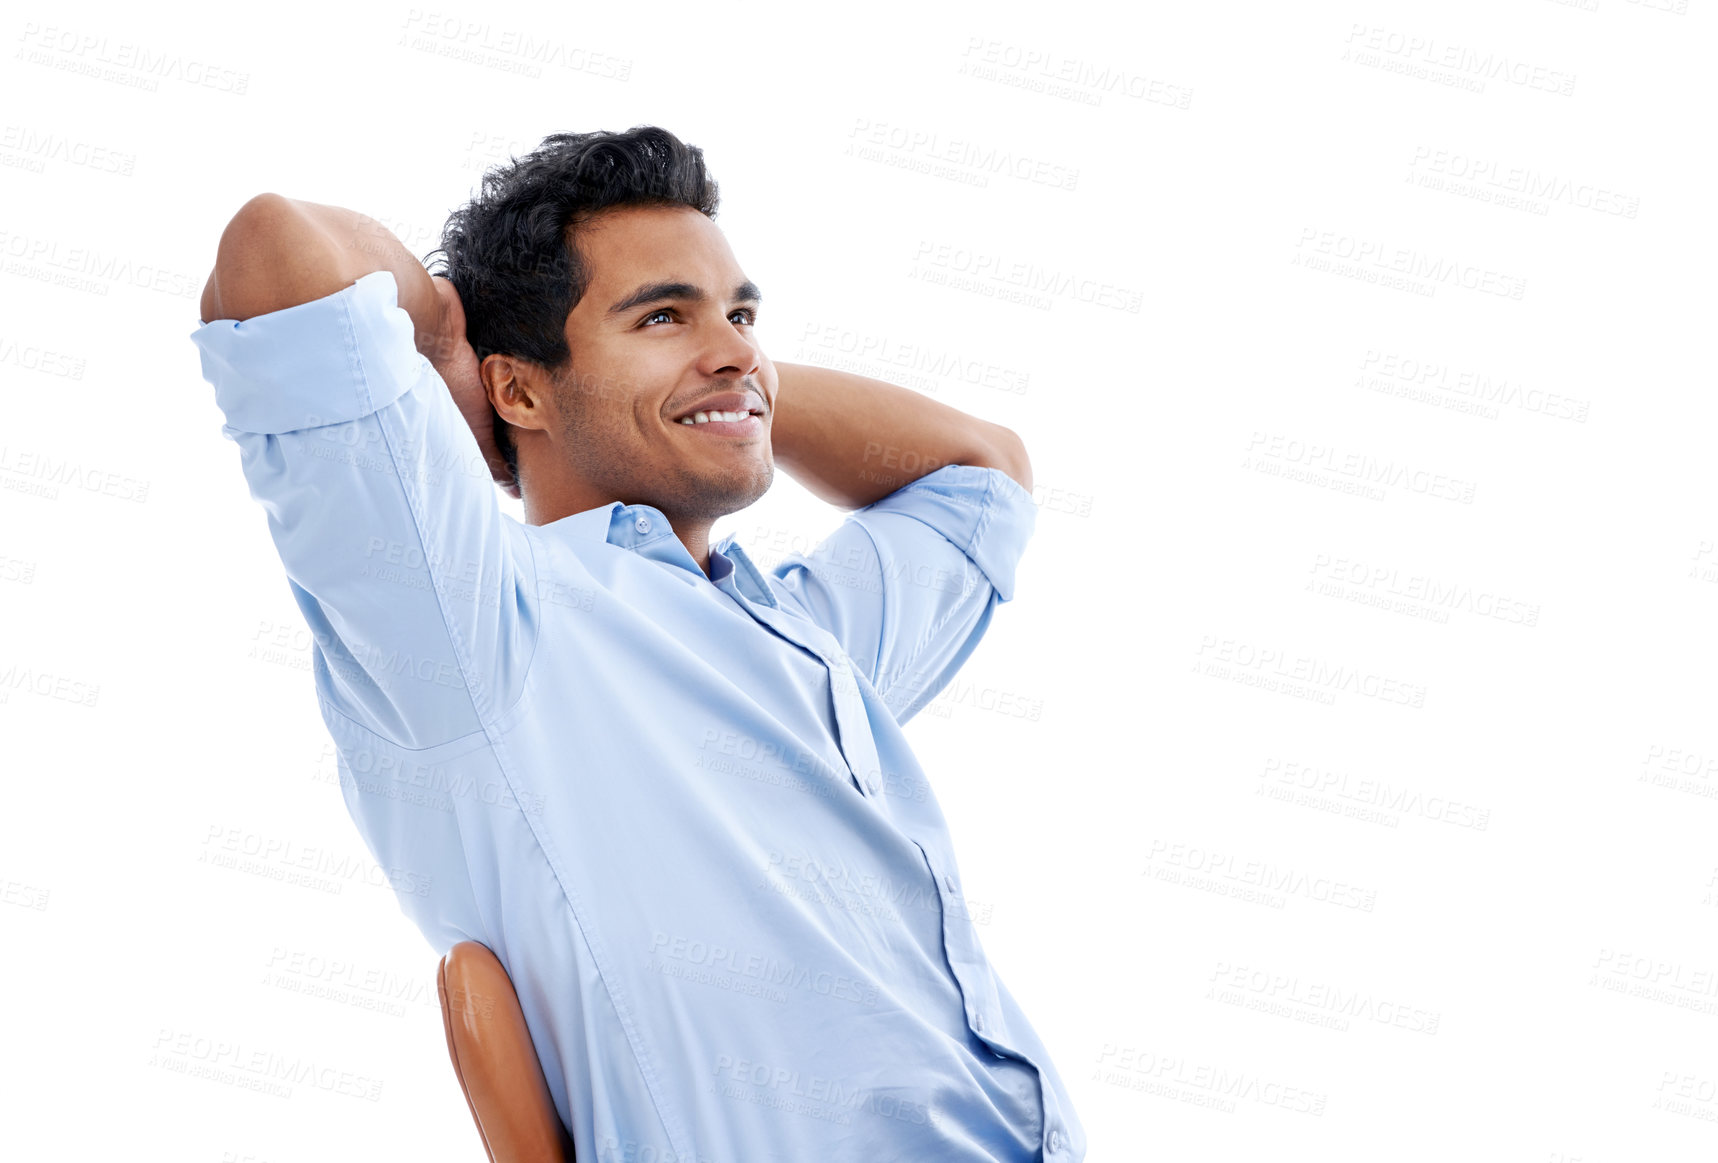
[665,459,773,521]
[713,460,774,514]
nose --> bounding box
[697,317,760,382]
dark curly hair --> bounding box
[424,126,721,483]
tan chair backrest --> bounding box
[437,940,575,1162]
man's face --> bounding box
[547,203,776,524]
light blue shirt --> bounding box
[190,270,1085,1162]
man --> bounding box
[191,125,1084,1162]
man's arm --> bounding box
[201,193,442,331]
[191,194,535,748]
[193,194,528,950]
[766,358,1031,510]
[201,193,517,495]
[754,362,1037,724]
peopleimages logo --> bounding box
[14,22,251,94]
[1244,430,1477,505]
[1407,146,1638,218]
[846,118,1080,191]
[1292,227,1526,300]
[1342,24,1577,96]
[149,1029,383,1101]
[911,240,1144,313]
[1196,634,1429,708]
[958,37,1194,109]
[1307,553,1541,628]
[1357,349,1590,423]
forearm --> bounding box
[200,194,449,359]
[768,360,1030,510]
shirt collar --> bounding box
[535,501,778,608]
[711,535,779,608]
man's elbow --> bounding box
[981,427,1032,496]
[203,192,343,323]
[203,192,288,322]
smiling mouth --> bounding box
[676,408,766,437]
[676,407,765,426]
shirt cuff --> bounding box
[188,269,426,435]
[856,464,1037,601]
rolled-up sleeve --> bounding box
[768,464,1035,725]
[190,270,536,749]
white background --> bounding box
[2,0,1715,1159]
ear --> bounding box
[481,354,554,434]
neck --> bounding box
[523,485,715,577]
[679,524,714,577]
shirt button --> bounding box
[944,875,958,894]
[1048,1128,1063,1152]
[634,514,651,533]
[971,1012,984,1032]
[865,776,880,794]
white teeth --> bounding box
[682,409,752,425]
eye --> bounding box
[640,309,675,327]
[730,307,757,326]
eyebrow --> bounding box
[605,279,763,318]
